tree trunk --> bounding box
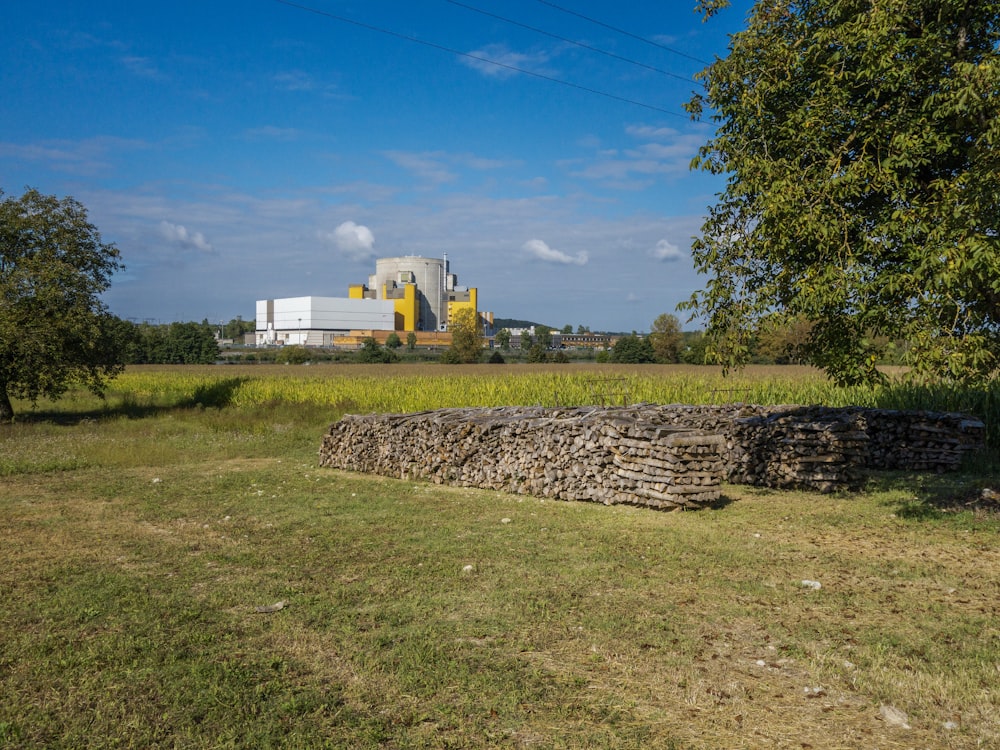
[0,383,14,422]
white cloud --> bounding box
[461,44,552,79]
[121,55,165,80]
[650,238,684,261]
[272,70,315,91]
[570,124,707,185]
[522,238,588,266]
[320,221,375,260]
[625,125,679,140]
[159,220,213,252]
[244,126,301,141]
[383,151,456,184]
[0,136,148,176]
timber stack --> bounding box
[319,404,984,503]
[319,406,727,510]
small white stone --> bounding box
[879,704,910,729]
[943,721,958,730]
[755,659,767,667]
[462,564,474,573]
[801,579,822,590]
[501,517,512,524]
[152,477,162,484]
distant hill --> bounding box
[493,318,547,330]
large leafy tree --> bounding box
[0,188,126,420]
[684,0,1000,385]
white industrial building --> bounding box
[255,296,395,346]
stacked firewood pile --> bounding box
[851,409,986,471]
[646,404,984,488]
[319,406,727,510]
[318,404,985,502]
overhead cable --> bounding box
[273,0,690,118]
[444,0,697,84]
[533,0,712,66]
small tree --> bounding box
[357,337,397,364]
[446,308,484,364]
[385,332,402,349]
[526,343,548,363]
[0,188,126,420]
[535,325,553,349]
[679,331,708,365]
[649,313,683,363]
[406,331,417,351]
[494,328,511,351]
[610,335,656,364]
[276,344,310,365]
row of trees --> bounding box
[118,320,220,365]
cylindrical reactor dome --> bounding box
[374,256,446,331]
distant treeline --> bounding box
[112,320,221,365]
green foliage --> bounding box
[610,335,656,364]
[125,321,220,364]
[649,313,683,363]
[0,188,126,420]
[406,331,417,351]
[526,343,549,363]
[357,338,398,364]
[221,316,254,340]
[275,345,311,365]
[385,332,402,349]
[487,350,505,364]
[679,331,708,365]
[685,0,1000,386]
[446,308,484,364]
[494,328,511,351]
[535,325,553,349]
[438,348,461,364]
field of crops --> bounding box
[90,363,1000,447]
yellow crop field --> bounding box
[98,363,998,447]
[110,363,864,412]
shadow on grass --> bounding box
[10,377,251,426]
[863,466,1000,518]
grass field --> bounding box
[2,364,998,748]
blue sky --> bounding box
[2,0,753,331]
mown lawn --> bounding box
[1,370,997,748]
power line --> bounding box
[272,0,690,119]
[533,0,712,66]
[444,0,697,84]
